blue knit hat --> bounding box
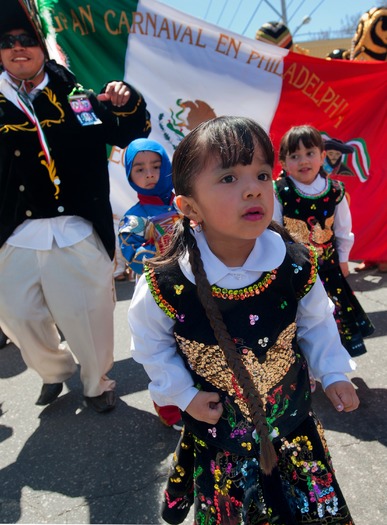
[124,138,173,204]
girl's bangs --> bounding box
[286,127,323,154]
[203,119,273,168]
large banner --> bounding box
[52,0,387,261]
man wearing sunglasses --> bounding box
[0,1,151,413]
[0,32,39,47]
[0,29,44,86]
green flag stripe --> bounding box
[52,0,140,92]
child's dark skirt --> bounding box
[319,267,374,357]
[162,413,354,525]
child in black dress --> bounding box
[274,125,374,357]
[129,117,359,524]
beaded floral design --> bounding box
[298,246,318,299]
[145,247,317,320]
[144,266,178,319]
[211,269,277,301]
[280,434,340,518]
[258,337,269,347]
[174,284,184,295]
[249,314,259,325]
[175,322,297,419]
[194,449,266,525]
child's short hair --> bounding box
[172,116,274,197]
[279,125,324,162]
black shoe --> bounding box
[36,383,63,405]
[344,332,367,357]
[84,390,116,413]
[357,318,375,338]
[0,328,8,349]
[171,419,184,431]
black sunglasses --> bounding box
[0,33,40,50]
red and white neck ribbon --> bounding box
[17,85,52,166]
[0,73,51,166]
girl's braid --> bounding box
[185,223,277,474]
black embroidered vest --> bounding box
[274,176,345,271]
[145,241,318,455]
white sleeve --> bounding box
[296,276,356,390]
[272,192,284,225]
[334,196,354,262]
[128,274,198,411]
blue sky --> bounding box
[158,0,380,42]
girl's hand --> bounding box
[97,81,130,107]
[340,261,350,278]
[186,391,223,424]
[325,381,359,412]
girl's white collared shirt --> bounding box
[128,228,355,411]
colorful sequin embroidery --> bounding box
[212,270,277,301]
[249,314,259,325]
[145,246,317,320]
[144,266,178,319]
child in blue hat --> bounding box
[119,138,182,430]
[119,138,178,275]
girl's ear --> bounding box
[320,150,327,165]
[175,195,202,222]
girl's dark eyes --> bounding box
[221,175,235,183]
[221,173,271,183]
[289,151,316,159]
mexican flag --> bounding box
[53,0,387,262]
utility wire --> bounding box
[204,0,213,20]
[242,0,264,35]
[289,0,325,25]
[227,0,243,28]
[288,0,306,23]
[216,0,231,25]
[308,0,326,18]
[261,0,283,19]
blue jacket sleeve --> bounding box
[118,213,156,274]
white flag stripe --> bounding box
[125,0,287,146]
[110,0,289,215]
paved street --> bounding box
[0,262,386,524]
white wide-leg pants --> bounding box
[0,232,116,397]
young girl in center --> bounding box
[273,125,374,358]
[128,116,359,525]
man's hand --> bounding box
[97,81,130,107]
[186,391,223,424]
[325,381,359,412]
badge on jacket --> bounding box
[68,94,102,126]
